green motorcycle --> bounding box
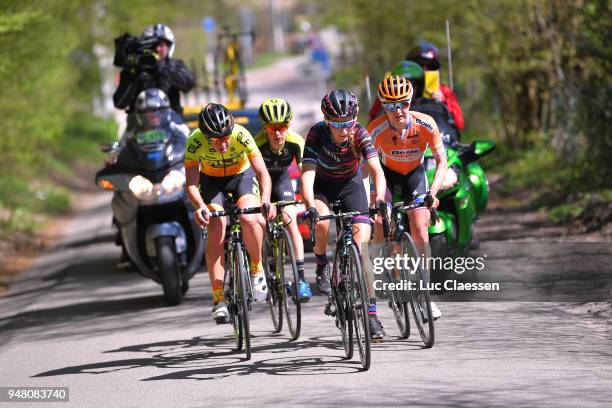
[423,140,496,259]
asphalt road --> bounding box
[1,56,611,407]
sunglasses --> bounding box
[382,101,411,111]
[326,119,356,129]
[264,123,289,132]
[209,134,231,143]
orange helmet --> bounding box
[377,75,413,103]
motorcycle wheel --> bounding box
[155,236,183,306]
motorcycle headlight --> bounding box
[129,175,156,200]
[442,167,459,190]
[161,169,185,196]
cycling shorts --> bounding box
[314,171,370,225]
[200,167,260,210]
[271,170,296,202]
[382,163,428,206]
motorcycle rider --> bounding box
[301,90,388,341]
[185,103,275,323]
[254,98,312,302]
[406,42,464,131]
[367,75,449,320]
[113,24,196,131]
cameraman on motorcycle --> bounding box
[113,24,196,131]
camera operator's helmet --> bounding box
[321,90,359,120]
[143,24,175,57]
[378,75,413,103]
[406,42,440,71]
[198,103,234,138]
[134,88,170,128]
[391,61,425,98]
[258,98,293,124]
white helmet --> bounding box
[143,24,175,57]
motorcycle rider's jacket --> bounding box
[410,98,460,145]
[113,58,195,115]
[367,111,444,175]
[184,124,262,177]
[254,130,304,178]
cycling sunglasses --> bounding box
[264,123,289,132]
[382,101,411,111]
[326,119,356,129]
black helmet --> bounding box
[406,42,441,71]
[198,103,234,138]
[321,90,359,119]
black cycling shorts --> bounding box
[271,170,296,202]
[382,164,429,205]
[200,167,260,209]
[314,172,370,224]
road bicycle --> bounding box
[381,197,438,347]
[204,194,263,360]
[214,28,253,110]
[263,200,302,340]
[314,202,383,371]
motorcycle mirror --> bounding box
[472,140,496,159]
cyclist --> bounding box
[406,41,465,131]
[367,75,448,320]
[185,103,276,323]
[301,90,388,340]
[254,98,312,302]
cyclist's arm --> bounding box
[249,155,272,205]
[300,167,316,209]
[428,125,448,197]
[364,157,386,204]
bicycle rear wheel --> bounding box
[233,242,252,359]
[347,244,371,371]
[280,228,301,340]
[263,239,282,333]
[402,232,435,348]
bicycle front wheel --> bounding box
[385,246,410,339]
[347,244,371,371]
[402,232,435,348]
[332,245,352,359]
[233,242,252,359]
[280,228,301,340]
[263,239,282,333]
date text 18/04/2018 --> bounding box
[374,279,501,292]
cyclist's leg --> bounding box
[200,175,229,319]
[404,165,431,257]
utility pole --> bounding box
[270,0,286,53]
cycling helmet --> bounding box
[135,88,170,112]
[258,98,293,124]
[406,42,440,71]
[321,90,359,119]
[378,75,413,103]
[143,24,176,57]
[391,61,424,99]
[198,103,234,138]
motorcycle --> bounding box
[423,139,496,260]
[95,112,204,306]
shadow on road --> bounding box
[33,334,370,380]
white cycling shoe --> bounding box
[250,274,268,303]
[430,302,442,320]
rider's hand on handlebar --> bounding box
[261,202,276,221]
[304,207,319,227]
[195,207,210,227]
[424,191,440,209]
